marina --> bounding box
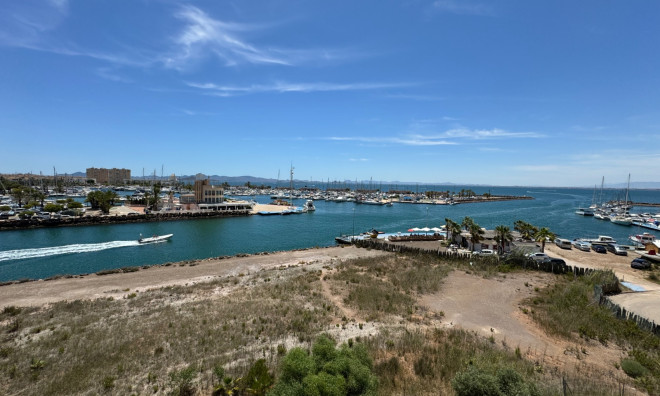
[1,186,660,282]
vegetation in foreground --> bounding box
[0,251,655,395]
[524,270,660,394]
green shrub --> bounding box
[271,335,377,396]
[168,365,197,396]
[452,366,501,396]
[621,358,648,378]
[452,366,539,396]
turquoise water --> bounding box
[1,186,659,281]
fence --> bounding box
[352,238,658,337]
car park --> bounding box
[631,258,652,270]
[591,244,606,253]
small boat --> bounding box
[575,208,595,216]
[305,200,316,212]
[138,233,173,244]
[610,215,632,226]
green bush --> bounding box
[452,366,539,396]
[452,366,501,396]
[621,358,648,378]
[270,335,378,396]
[168,365,197,396]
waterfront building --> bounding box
[194,175,224,204]
[86,167,131,185]
[190,174,252,213]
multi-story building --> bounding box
[86,168,131,184]
[194,174,224,204]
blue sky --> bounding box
[1,0,659,187]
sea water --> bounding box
[1,186,659,282]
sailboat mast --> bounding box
[290,166,294,206]
[599,176,604,206]
[625,174,630,210]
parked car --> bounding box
[606,244,628,256]
[574,241,591,252]
[631,258,652,270]
[591,244,607,253]
[475,249,495,256]
[548,258,566,265]
[527,252,550,262]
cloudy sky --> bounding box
[1,0,659,186]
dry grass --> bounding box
[1,251,655,395]
[524,270,660,394]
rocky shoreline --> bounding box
[0,210,250,231]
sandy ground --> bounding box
[0,241,654,392]
[0,246,388,308]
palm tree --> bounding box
[514,220,538,240]
[534,227,556,253]
[10,187,26,207]
[30,190,46,208]
[461,216,475,231]
[468,223,485,251]
[494,225,513,254]
[445,218,462,245]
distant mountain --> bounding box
[70,171,658,189]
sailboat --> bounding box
[610,174,632,226]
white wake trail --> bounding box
[0,240,141,262]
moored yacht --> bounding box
[575,207,595,216]
[629,232,657,247]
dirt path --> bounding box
[319,268,362,324]
[421,270,632,387]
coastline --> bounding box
[0,246,388,308]
[0,195,532,231]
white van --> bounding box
[555,238,572,249]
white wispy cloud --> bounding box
[440,128,544,139]
[349,158,369,162]
[384,93,445,101]
[571,125,609,132]
[432,0,493,16]
[164,5,289,69]
[96,67,132,83]
[328,136,456,146]
[326,126,542,148]
[186,81,410,96]
[405,123,544,140]
[0,1,69,47]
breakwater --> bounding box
[0,210,251,231]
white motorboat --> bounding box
[138,233,173,244]
[610,215,632,226]
[305,200,316,212]
[629,232,657,247]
